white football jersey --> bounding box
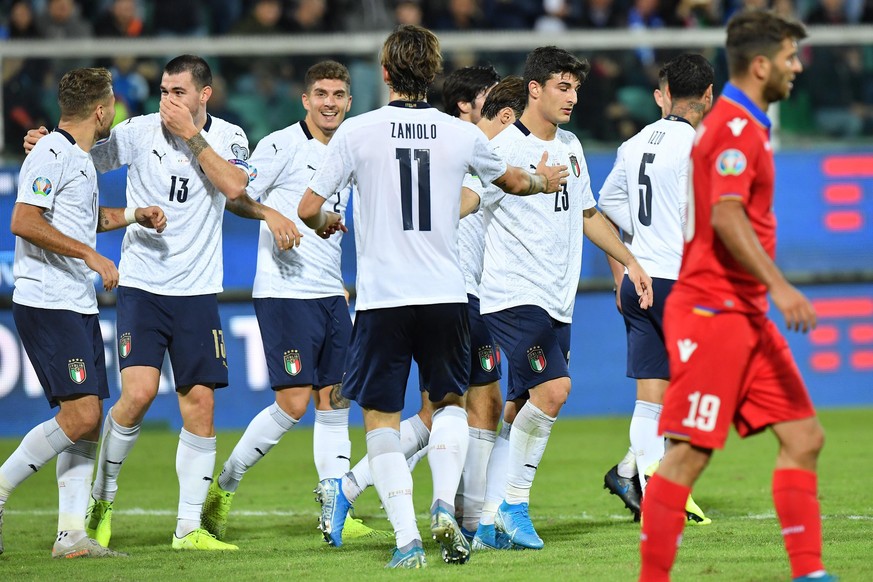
[598,115,693,280]
[247,121,350,299]
[308,102,507,311]
[13,130,99,314]
[459,173,486,296]
[479,121,596,323]
[91,113,250,295]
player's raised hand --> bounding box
[770,279,817,333]
[317,211,348,239]
[85,250,119,291]
[626,259,654,310]
[536,151,569,193]
[135,206,168,233]
[265,208,303,250]
[159,98,198,140]
[23,126,49,154]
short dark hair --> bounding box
[164,54,213,90]
[442,65,500,118]
[660,53,714,100]
[480,75,526,120]
[523,46,590,93]
[381,25,442,102]
[58,67,113,120]
[726,10,807,78]
[304,60,351,93]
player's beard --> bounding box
[763,69,792,104]
[96,117,112,141]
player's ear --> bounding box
[704,84,714,111]
[345,94,352,113]
[201,85,213,105]
[499,107,513,125]
[457,100,471,116]
[528,80,540,100]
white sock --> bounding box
[367,428,420,549]
[461,427,496,532]
[504,403,555,505]
[343,413,429,502]
[218,402,297,493]
[630,400,664,494]
[617,447,637,478]
[57,440,97,534]
[428,406,469,512]
[313,409,351,480]
[481,422,510,526]
[175,429,216,538]
[0,418,73,505]
[92,408,141,502]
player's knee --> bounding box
[122,386,158,415]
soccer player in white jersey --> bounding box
[2,68,165,559]
[299,25,567,569]
[477,46,654,550]
[200,60,378,542]
[598,54,714,525]
[25,55,299,551]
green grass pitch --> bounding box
[0,408,870,581]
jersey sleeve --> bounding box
[91,117,139,172]
[17,148,65,211]
[309,129,352,199]
[462,172,485,213]
[708,127,758,207]
[677,151,690,233]
[469,134,508,187]
[597,142,633,234]
[245,132,291,201]
[218,125,256,184]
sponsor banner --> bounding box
[0,284,870,436]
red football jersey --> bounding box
[673,83,776,315]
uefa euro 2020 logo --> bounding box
[716,149,747,176]
[32,177,53,196]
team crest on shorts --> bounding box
[527,346,546,373]
[284,350,302,376]
[68,358,87,384]
[119,333,132,358]
[478,346,496,372]
[569,154,580,177]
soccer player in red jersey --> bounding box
[639,10,836,582]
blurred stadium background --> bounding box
[1,0,871,436]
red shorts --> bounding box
[660,297,815,450]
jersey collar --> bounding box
[387,100,432,109]
[300,119,314,140]
[513,119,531,136]
[720,82,771,131]
[53,128,76,145]
[203,114,213,133]
[664,114,692,127]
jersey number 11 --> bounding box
[396,148,431,231]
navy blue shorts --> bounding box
[484,305,570,401]
[254,296,352,389]
[13,304,110,408]
[621,275,674,379]
[342,304,470,413]
[116,287,228,389]
[467,295,501,386]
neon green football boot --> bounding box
[85,498,114,548]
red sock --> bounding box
[639,474,691,582]
[773,469,824,578]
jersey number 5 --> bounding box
[638,153,655,226]
[396,148,431,231]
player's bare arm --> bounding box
[225,196,302,250]
[159,98,248,200]
[298,188,347,239]
[602,216,627,313]
[97,206,168,233]
[22,126,49,154]
[460,186,480,218]
[10,202,119,290]
[583,206,654,309]
[712,199,816,332]
[493,152,568,195]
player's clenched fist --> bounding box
[135,206,168,233]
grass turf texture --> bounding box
[0,408,870,581]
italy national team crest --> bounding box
[119,333,131,359]
[527,346,546,373]
[68,358,87,384]
[569,154,581,178]
[284,350,302,376]
[478,346,496,372]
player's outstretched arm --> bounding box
[583,207,653,309]
[602,216,627,314]
[10,202,119,290]
[712,200,816,332]
[97,206,168,233]
[23,126,49,154]
[225,196,302,250]
[159,99,248,200]
[493,152,568,195]
[299,188,347,239]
